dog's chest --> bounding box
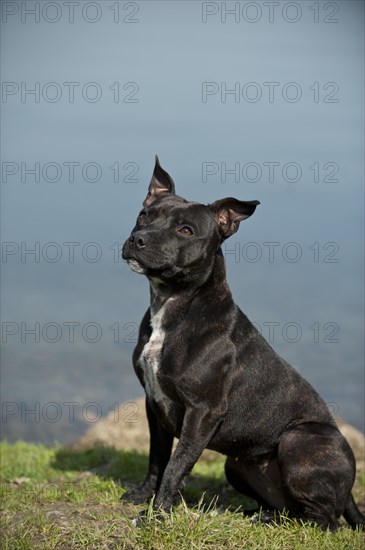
[138,300,174,414]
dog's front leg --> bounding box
[152,407,223,513]
[122,398,173,504]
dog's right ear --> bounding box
[143,155,176,208]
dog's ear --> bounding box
[210,197,260,239]
[143,155,176,208]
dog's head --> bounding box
[122,156,259,283]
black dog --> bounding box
[122,156,365,531]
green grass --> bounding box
[1,441,364,549]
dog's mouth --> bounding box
[122,245,166,276]
[122,246,147,274]
[123,249,183,280]
[122,239,190,281]
[125,256,179,278]
[126,258,146,274]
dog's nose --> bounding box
[129,233,147,249]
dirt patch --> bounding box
[2,501,136,550]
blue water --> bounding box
[1,1,364,444]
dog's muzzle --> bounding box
[122,232,149,274]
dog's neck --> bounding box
[148,248,231,317]
[149,279,176,316]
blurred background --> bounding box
[1,0,364,444]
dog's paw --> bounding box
[121,487,154,505]
[131,509,148,527]
[250,510,279,526]
[131,507,167,527]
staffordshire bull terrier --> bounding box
[121,156,365,531]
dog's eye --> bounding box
[178,226,193,237]
[138,211,147,222]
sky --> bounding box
[1,0,364,443]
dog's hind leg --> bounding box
[225,454,294,517]
[225,456,272,511]
[278,422,356,532]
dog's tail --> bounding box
[343,494,365,529]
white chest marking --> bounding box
[138,300,173,414]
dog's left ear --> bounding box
[143,155,176,208]
[210,197,260,239]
